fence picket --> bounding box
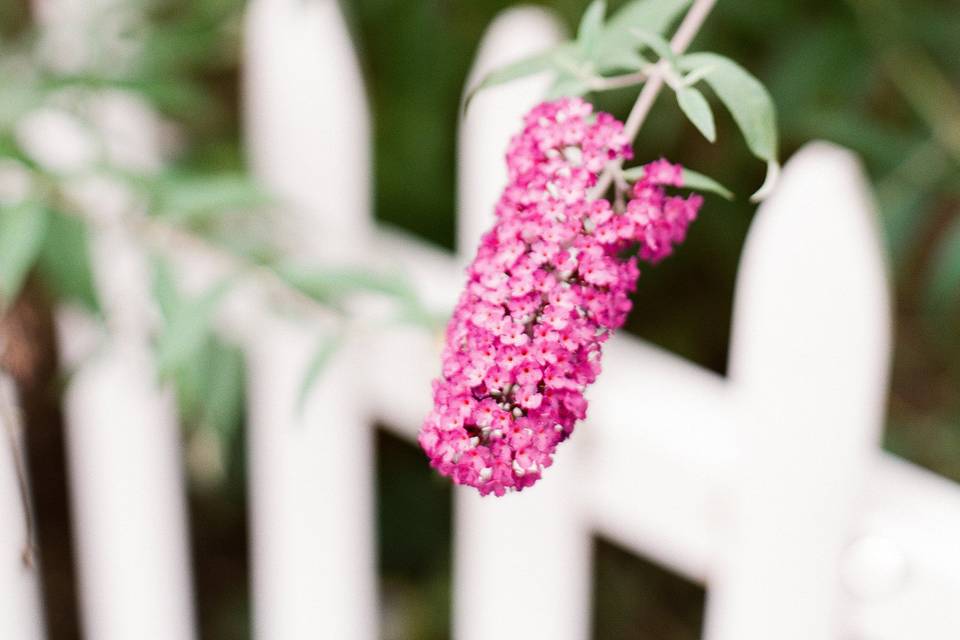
[243,1,376,638]
[59,225,197,640]
[704,143,892,640]
[453,8,592,640]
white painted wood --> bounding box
[0,374,45,640]
[244,0,371,262]
[582,335,736,583]
[30,1,197,636]
[61,340,196,640]
[245,317,375,640]
[58,224,197,640]
[453,9,592,640]
[704,143,892,640]
[457,6,566,265]
[18,0,960,633]
[849,455,960,639]
[363,221,960,640]
[243,1,376,638]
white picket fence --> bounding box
[3,1,960,639]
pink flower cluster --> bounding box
[419,98,703,496]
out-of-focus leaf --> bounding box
[593,0,689,71]
[200,342,245,438]
[149,172,269,223]
[597,49,650,72]
[151,256,181,321]
[0,200,48,306]
[297,331,344,414]
[926,216,960,316]
[278,264,418,308]
[156,277,233,378]
[624,165,734,200]
[547,74,590,99]
[631,28,677,65]
[678,52,780,199]
[676,86,716,142]
[463,44,574,111]
[36,210,100,312]
[0,65,42,129]
[577,1,607,55]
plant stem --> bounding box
[592,0,718,198]
[0,374,36,569]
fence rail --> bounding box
[2,1,960,639]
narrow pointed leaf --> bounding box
[200,342,245,439]
[463,44,571,111]
[547,74,591,99]
[678,52,780,199]
[680,167,734,199]
[631,28,677,65]
[577,1,607,54]
[623,165,734,200]
[36,210,100,312]
[0,200,48,306]
[151,256,181,321]
[156,277,234,378]
[676,87,716,142]
[593,0,690,71]
[296,331,344,414]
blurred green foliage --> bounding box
[1,0,958,639]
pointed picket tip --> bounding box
[730,140,892,395]
[457,6,566,261]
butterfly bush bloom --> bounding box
[419,98,703,496]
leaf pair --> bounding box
[463,0,781,201]
[0,200,102,314]
[677,53,780,201]
[464,0,691,108]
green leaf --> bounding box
[151,256,181,321]
[0,200,48,307]
[278,264,418,308]
[155,277,233,378]
[631,28,677,65]
[199,342,245,439]
[680,167,734,200]
[593,0,690,72]
[577,1,607,55]
[676,87,716,142]
[546,74,591,99]
[296,331,344,413]
[148,172,269,224]
[597,49,650,72]
[678,52,780,199]
[36,211,100,312]
[463,44,572,111]
[623,165,734,200]
[926,216,960,316]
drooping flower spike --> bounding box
[419,98,703,496]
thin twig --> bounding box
[592,0,718,198]
[126,214,337,322]
[0,373,37,569]
[52,197,340,325]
